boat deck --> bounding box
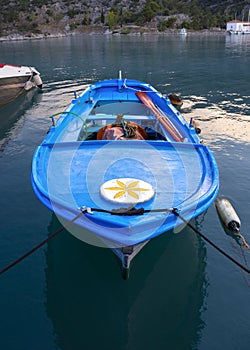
[32,139,217,245]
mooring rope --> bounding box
[170,208,250,274]
[80,206,250,273]
[235,232,249,248]
[0,211,84,276]
[0,206,249,276]
[49,111,85,125]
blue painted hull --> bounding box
[31,77,219,248]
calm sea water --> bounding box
[0,34,250,350]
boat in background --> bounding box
[31,72,219,278]
[0,64,42,107]
[180,28,187,36]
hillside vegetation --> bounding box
[0,0,250,37]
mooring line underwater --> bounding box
[0,211,84,276]
[0,206,249,276]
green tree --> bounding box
[54,13,63,22]
[101,9,105,24]
[106,11,119,30]
[82,14,90,25]
[122,10,133,24]
[157,17,177,31]
[2,8,17,23]
[19,0,29,11]
[136,1,162,25]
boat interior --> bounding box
[56,100,183,143]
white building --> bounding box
[226,20,250,34]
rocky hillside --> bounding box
[0,0,249,38]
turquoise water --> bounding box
[0,34,250,350]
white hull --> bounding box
[228,30,250,35]
[0,64,42,106]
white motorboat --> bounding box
[180,28,187,35]
[0,63,42,106]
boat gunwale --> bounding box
[30,181,219,246]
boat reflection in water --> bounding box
[0,88,43,153]
[45,214,207,350]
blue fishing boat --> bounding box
[31,73,219,277]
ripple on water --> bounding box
[181,94,250,146]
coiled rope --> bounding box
[0,206,249,276]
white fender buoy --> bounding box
[215,197,249,248]
[189,118,201,135]
[24,80,35,91]
[215,197,241,232]
[32,72,43,89]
